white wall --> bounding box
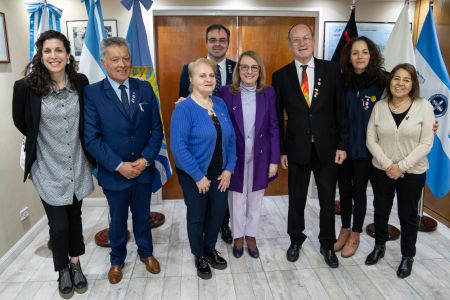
[0,0,414,257]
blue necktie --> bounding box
[213,65,222,95]
[119,85,131,117]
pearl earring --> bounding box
[67,58,70,65]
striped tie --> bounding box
[213,65,222,95]
[301,65,310,107]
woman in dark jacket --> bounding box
[12,30,94,299]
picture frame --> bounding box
[323,21,410,60]
[66,19,118,61]
[0,12,10,63]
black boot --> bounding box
[397,257,414,278]
[58,266,74,299]
[204,249,227,270]
[220,224,233,244]
[70,260,88,293]
[365,245,385,265]
[195,256,212,280]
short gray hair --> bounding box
[100,37,130,58]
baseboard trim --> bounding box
[0,216,47,275]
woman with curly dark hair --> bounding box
[12,30,94,299]
[334,36,387,258]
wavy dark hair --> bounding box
[386,63,420,101]
[24,30,78,97]
[340,36,387,87]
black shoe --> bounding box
[195,256,212,280]
[320,248,339,268]
[286,242,302,262]
[397,257,414,278]
[70,261,88,294]
[204,249,227,270]
[365,245,386,265]
[58,266,74,299]
[220,224,233,244]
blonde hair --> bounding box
[187,58,217,93]
[230,50,266,94]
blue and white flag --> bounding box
[121,0,172,193]
[415,7,450,199]
[79,0,106,83]
[25,2,62,60]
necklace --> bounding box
[192,96,215,116]
[389,98,411,113]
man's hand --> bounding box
[217,170,232,192]
[131,158,147,175]
[196,176,211,194]
[268,163,278,178]
[118,162,140,179]
[335,150,347,165]
[386,163,404,180]
[281,155,288,169]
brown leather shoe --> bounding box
[334,228,350,252]
[140,256,160,274]
[108,264,124,284]
[341,232,360,257]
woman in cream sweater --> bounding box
[365,63,435,279]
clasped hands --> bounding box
[386,163,404,180]
[118,158,147,179]
[196,170,232,194]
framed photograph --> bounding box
[323,21,411,60]
[66,19,118,60]
[0,12,10,63]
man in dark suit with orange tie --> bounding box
[84,37,163,283]
[272,24,348,268]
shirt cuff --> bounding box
[115,162,123,171]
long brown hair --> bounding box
[340,36,387,87]
[230,50,266,94]
[24,30,78,97]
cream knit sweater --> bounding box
[366,97,435,174]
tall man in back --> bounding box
[272,24,348,268]
[178,24,236,243]
[84,37,163,283]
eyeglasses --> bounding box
[207,38,228,44]
[239,64,260,72]
[290,36,313,45]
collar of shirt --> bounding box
[49,74,73,94]
[294,57,315,70]
[107,75,130,102]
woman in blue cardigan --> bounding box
[171,58,236,280]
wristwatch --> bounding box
[142,158,150,167]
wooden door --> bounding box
[155,15,315,199]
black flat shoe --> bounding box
[365,245,385,265]
[58,266,74,299]
[195,256,212,280]
[320,248,339,268]
[232,245,244,258]
[397,257,414,278]
[220,224,233,244]
[204,249,227,269]
[286,242,302,262]
[70,261,88,294]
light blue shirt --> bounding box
[107,76,130,103]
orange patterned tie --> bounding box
[301,65,310,107]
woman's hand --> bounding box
[196,176,211,194]
[386,164,404,180]
[268,163,278,178]
[217,170,232,192]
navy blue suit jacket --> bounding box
[178,58,236,98]
[83,77,163,191]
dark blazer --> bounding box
[272,59,347,164]
[83,77,163,191]
[178,58,236,98]
[218,85,280,193]
[12,73,94,182]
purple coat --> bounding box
[218,85,280,193]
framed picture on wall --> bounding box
[66,19,118,61]
[0,12,10,63]
[323,21,409,61]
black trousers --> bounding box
[337,159,372,233]
[371,167,425,257]
[177,168,228,256]
[41,195,85,271]
[287,144,337,249]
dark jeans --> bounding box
[41,195,85,271]
[287,144,337,250]
[177,168,228,256]
[337,159,372,233]
[371,167,426,257]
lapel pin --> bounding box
[233,106,237,110]
[131,92,136,103]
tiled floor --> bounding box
[1,195,450,299]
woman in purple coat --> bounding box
[218,51,280,258]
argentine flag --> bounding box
[78,0,106,83]
[415,7,450,199]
